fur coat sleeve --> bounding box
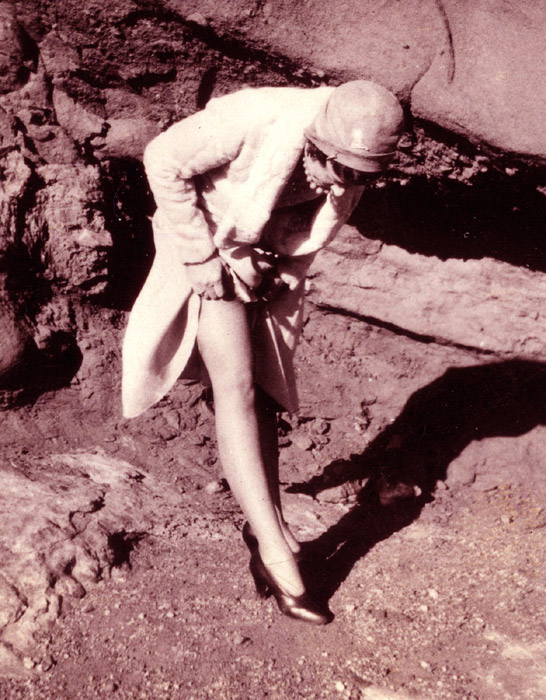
[142,95,247,263]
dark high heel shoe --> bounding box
[249,552,333,625]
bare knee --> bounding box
[212,369,256,410]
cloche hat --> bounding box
[305,80,404,173]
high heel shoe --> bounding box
[249,552,333,625]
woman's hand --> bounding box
[185,254,226,300]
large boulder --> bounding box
[0,451,175,675]
[310,224,546,360]
[165,0,546,161]
[411,0,546,160]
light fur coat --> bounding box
[122,86,364,418]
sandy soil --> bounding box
[0,301,545,700]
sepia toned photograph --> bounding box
[0,1,545,698]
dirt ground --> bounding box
[1,1,545,697]
[0,300,545,700]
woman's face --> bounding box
[303,141,380,196]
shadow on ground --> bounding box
[291,359,546,601]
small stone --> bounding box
[335,680,345,692]
[23,657,35,670]
[419,604,428,612]
[110,569,126,583]
[205,479,226,495]
[500,514,511,525]
[315,419,330,435]
[420,660,431,671]
[37,655,54,673]
[187,12,208,26]
[345,603,356,613]
[428,588,439,601]
[314,434,330,446]
[292,434,314,451]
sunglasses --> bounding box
[306,141,379,186]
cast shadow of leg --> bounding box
[293,359,546,601]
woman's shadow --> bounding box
[290,359,546,601]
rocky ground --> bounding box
[0,299,545,700]
[1,1,545,698]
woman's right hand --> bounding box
[185,254,226,300]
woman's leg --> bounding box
[197,297,304,594]
[255,388,301,554]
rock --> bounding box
[310,226,546,360]
[292,433,314,451]
[99,116,159,160]
[312,418,330,435]
[0,1,26,94]
[411,0,546,159]
[0,576,26,628]
[25,164,113,295]
[447,427,546,495]
[204,479,226,494]
[93,88,160,159]
[0,148,32,249]
[187,12,208,27]
[39,32,81,77]
[0,451,175,674]
[316,480,361,505]
[52,87,106,145]
[445,456,477,489]
[361,687,417,700]
[0,296,36,388]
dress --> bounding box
[122,86,365,418]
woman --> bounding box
[122,80,404,624]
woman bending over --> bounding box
[122,80,404,624]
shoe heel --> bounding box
[249,554,271,599]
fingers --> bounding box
[186,256,226,299]
[198,279,226,300]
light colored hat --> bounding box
[305,80,404,172]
